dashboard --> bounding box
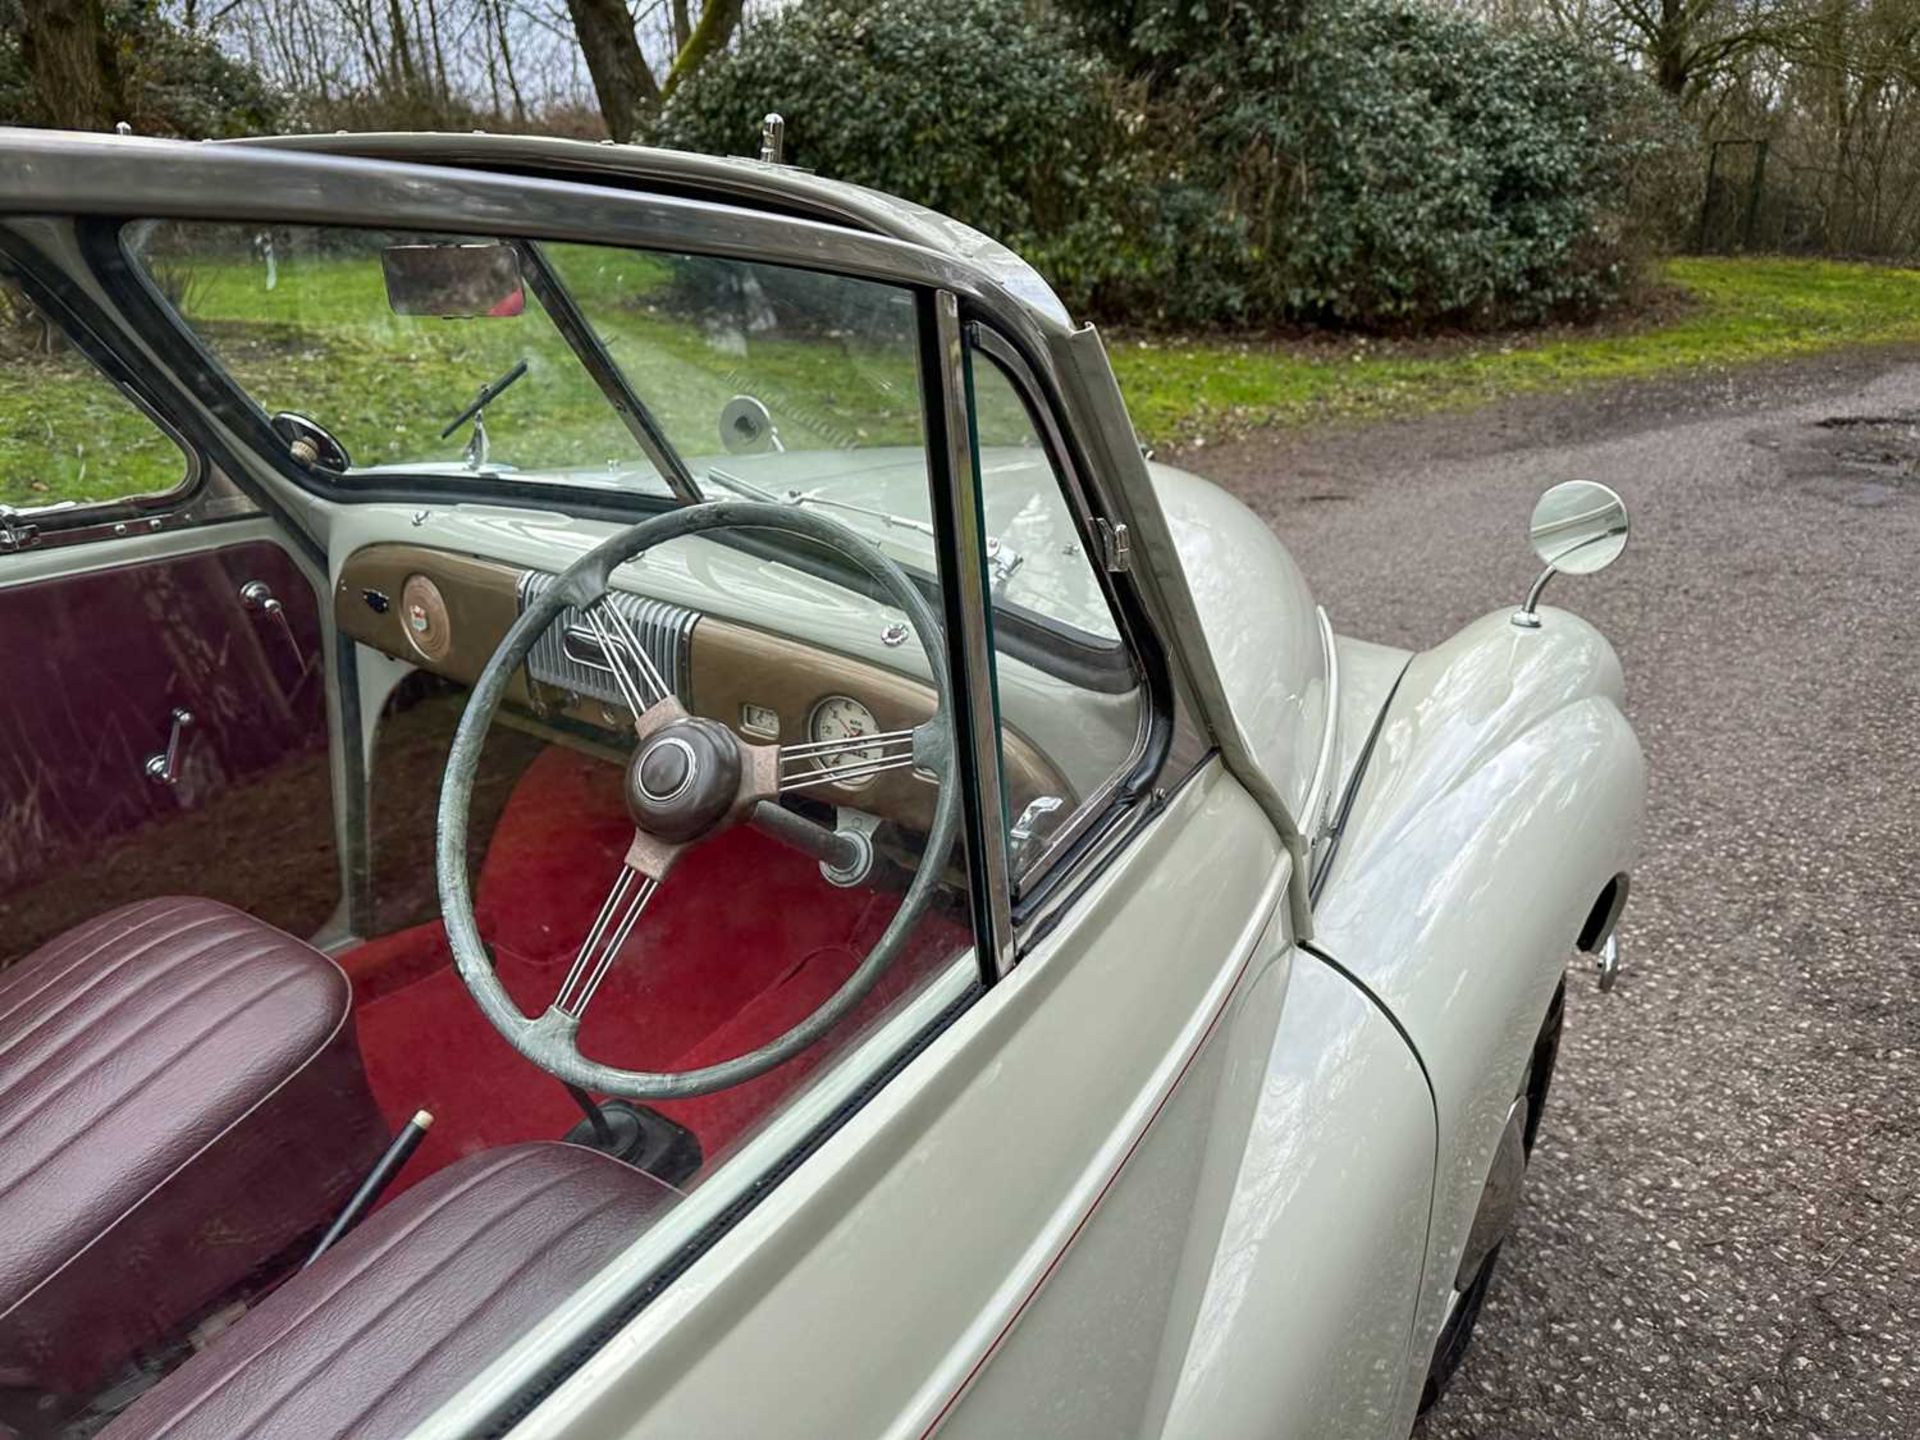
[334,543,1073,839]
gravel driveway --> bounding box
[1180,351,1920,1438]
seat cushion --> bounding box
[105,1143,673,1440]
[0,898,388,1393]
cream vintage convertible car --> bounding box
[0,127,1643,1439]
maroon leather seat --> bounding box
[0,898,388,1394]
[105,1143,673,1440]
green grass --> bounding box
[0,358,191,506]
[4,254,1918,509]
[1108,257,1920,444]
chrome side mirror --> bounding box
[1512,480,1629,629]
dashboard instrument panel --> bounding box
[334,543,1072,834]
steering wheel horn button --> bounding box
[637,737,696,804]
[625,717,742,845]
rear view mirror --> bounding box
[382,243,525,318]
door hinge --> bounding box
[1094,518,1131,573]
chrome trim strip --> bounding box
[0,132,1047,340]
[927,291,1016,980]
[1302,604,1341,850]
[1308,658,1411,907]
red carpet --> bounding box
[340,745,965,1193]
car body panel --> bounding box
[1143,954,1433,1440]
[1149,462,1328,822]
[941,946,1434,1440]
[1309,605,1645,1415]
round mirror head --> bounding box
[1528,480,1629,575]
[719,395,776,455]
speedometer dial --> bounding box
[808,695,881,788]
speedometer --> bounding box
[808,695,881,788]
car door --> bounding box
[460,307,1434,1440]
[0,251,340,959]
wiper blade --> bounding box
[703,470,937,539]
[440,360,527,440]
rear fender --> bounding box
[1311,606,1645,1413]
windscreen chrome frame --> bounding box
[0,130,1179,914]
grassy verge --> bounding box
[1108,257,1920,445]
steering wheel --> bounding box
[436,500,959,1101]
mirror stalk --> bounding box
[1510,564,1558,629]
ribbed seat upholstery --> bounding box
[104,1143,673,1440]
[0,898,387,1393]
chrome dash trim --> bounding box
[518,570,697,708]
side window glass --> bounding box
[966,349,1147,885]
[0,273,189,512]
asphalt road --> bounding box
[1180,351,1920,1439]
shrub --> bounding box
[658,0,1133,315]
[1102,0,1693,329]
[666,0,1689,332]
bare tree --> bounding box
[564,0,743,140]
[566,0,662,139]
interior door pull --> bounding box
[241,580,306,671]
[144,708,193,787]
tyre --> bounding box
[1418,984,1565,1413]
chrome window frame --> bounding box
[0,225,207,545]
[0,132,1190,954]
[961,323,1160,911]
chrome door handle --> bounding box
[241,580,307,672]
[144,708,193,787]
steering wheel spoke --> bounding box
[580,596,674,727]
[776,719,936,794]
[550,850,662,1024]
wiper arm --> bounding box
[439,360,528,440]
[786,488,936,538]
[704,471,937,539]
[701,466,785,504]
[440,360,528,471]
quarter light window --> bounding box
[966,347,1148,886]
[0,273,188,513]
